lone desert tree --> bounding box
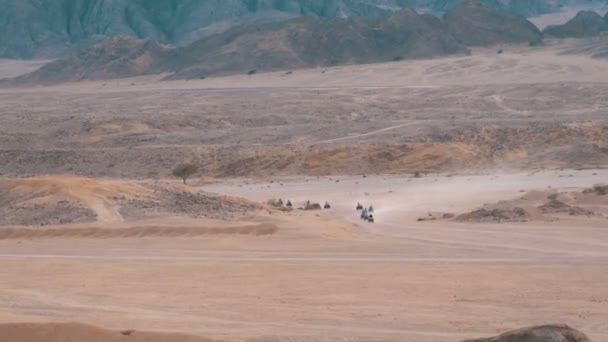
[173,163,198,185]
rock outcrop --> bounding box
[463,324,591,342]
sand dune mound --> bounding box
[463,324,590,342]
[455,187,608,223]
[0,176,260,226]
[0,322,233,342]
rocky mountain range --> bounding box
[12,0,548,84]
[543,9,608,37]
[1,0,607,59]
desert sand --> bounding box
[0,38,607,342]
[0,59,49,79]
[0,171,607,342]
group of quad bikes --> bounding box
[278,200,371,222]
[282,200,332,210]
[356,203,375,223]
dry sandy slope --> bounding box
[0,176,262,226]
[0,176,149,223]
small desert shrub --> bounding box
[584,184,608,195]
[248,69,257,75]
[172,163,198,185]
[414,171,422,178]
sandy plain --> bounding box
[0,171,607,341]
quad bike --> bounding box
[356,203,363,210]
[361,209,368,220]
[324,202,331,209]
[368,215,375,223]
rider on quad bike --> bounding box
[361,208,368,220]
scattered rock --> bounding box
[417,217,437,222]
[457,207,529,223]
[462,324,590,342]
[539,200,594,216]
[120,330,135,336]
[583,184,608,196]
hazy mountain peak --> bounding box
[543,10,608,37]
[444,0,543,46]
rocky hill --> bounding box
[0,0,401,59]
[13,1,553,84]
[165,9,468,80]
[1,0,607,59]
[15,9,469,83]
[544,10,608,37]
[444,0,543,46]
[462,324,590,342]
[13,37,171,84]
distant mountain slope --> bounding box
[166,9,468,80]
[14,9,469,84]
[13,1,563,84]
[1,0,607,59]
[444,0,543,46]
[14,37,171,84]
[543,10,608,37]
[0,0,399,59]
